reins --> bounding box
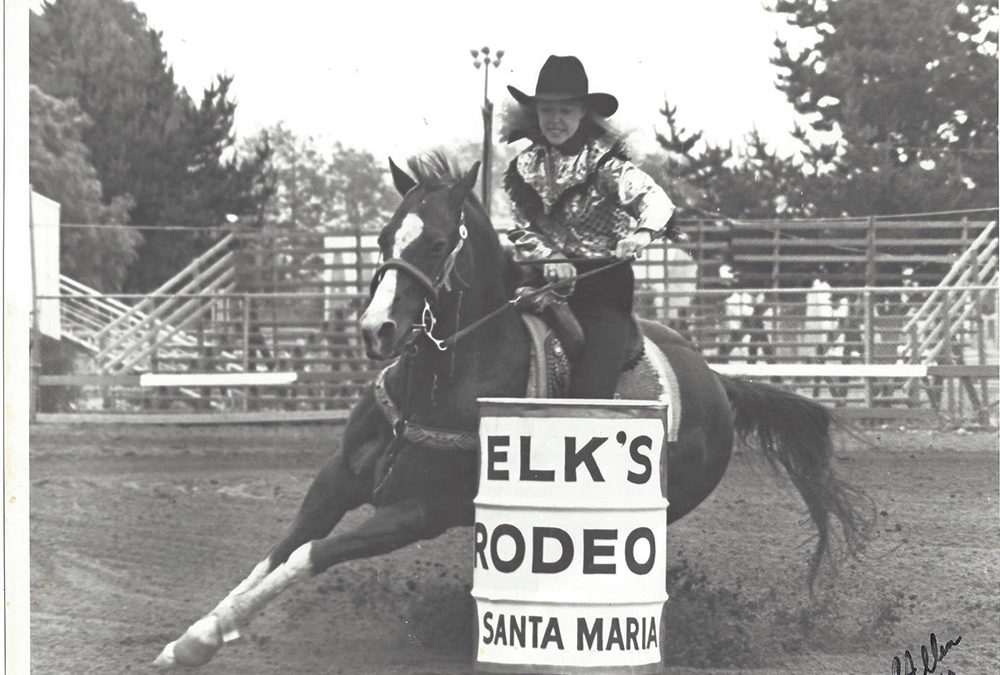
[369,215,634,351]
[366,197,635,495]
[369,253,630,497]
[439,256,632,349]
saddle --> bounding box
[516,286,645,391]
[520,307,648,398]
[521,311,682,440]
[357,311,683,481]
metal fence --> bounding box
[31,215,998,425]
[35,283,998,426]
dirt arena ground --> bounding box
[28,423,998,674]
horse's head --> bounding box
[360,156,482,360]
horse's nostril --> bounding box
[376,320,396,345]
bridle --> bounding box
[366,208,472,495]
[366,202,632,495]
[369,211,469,351]
[369,206,635,354]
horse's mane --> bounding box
[404,150,517,291]
[405,151,468,188]
[405,150,491,218]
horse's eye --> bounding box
[431,240,448,254]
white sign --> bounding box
[31,191,61,340]
[474,398,668,671]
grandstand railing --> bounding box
[36,213,998,423]
[89,234,239,374]
[226,217,996,294]
[35,284,998,425]
[901,221,998,362]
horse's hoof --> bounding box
[155,615,223,668]
[153,640,179,669]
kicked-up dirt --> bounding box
[26,423,999,674]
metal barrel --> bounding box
[473,398,669,674]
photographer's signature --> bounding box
[891,632,962,675]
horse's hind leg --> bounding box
[266,443,373,567]
[154,444,376,669]
[222,498,446,620]
[223,389,387,595]
[156,390,387,669]
[209,442,374,612]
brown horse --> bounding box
[155,155,871,669]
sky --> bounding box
[69,0,816,160]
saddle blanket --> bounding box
[522,314,680,442]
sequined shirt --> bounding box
[503,135,675,259]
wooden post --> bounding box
[863,216,877,408]
[28,185,40,422]
[694,220,705,347]
[197,319,210,409]
[770,225,781,288]
[99,334,110,411]
[907,321,921,407]
[354,229,365,299]
[695,220,705,286]
[770,226,782,362]
[863,289,874,408]
[976,290,989,425]
[661,237,670,322]
[270,232,278,359]
[482,99,494,219]
[943,288,955,421]
[150,323,163,409]
[242,294,251,412]
[970,248,990,425]
[864,215,877,287]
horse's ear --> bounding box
[389,157,417,196]
[449,161,481,205]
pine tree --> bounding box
[30,0,271,291]
[771,0,998,214]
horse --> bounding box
[155,155,872,669]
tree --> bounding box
[30,0,271,291]
[651,102,813,219]
[327,143,398,232]
[129,75,273,291]
[652,1,997,220]
[770,0,998,214]
[245,124,333,232]
[29,85,140,292]
[245,124,395,233]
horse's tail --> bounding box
[719,374,874,590]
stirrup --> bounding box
[543,299,583,360]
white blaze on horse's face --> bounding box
[393,213,425,258]
[360,212,426,355]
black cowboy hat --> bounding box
[507,55,619,117]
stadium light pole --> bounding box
[470,46,503,219]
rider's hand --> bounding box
[615,229,653,259]
[543,261,576,283]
